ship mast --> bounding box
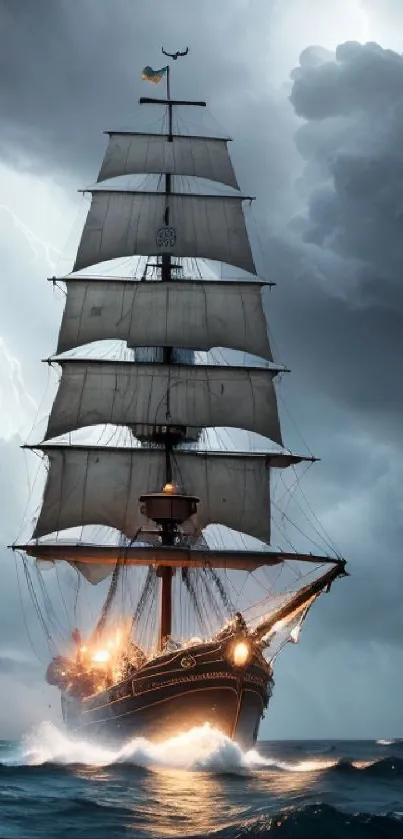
[142,56,204,649]
[159,62,174,648]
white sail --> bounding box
[45,361,282,444]
[57,279,273,361]
[97,133,239,189]
[73,191,256,275]
[69,562,112,585]
[32,447,273,543]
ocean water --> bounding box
[0,725,402,838]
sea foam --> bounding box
[5,721,269,773]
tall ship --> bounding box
[12,54,346,748]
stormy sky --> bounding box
[1,0,403,739]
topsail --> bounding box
[97,132,239,189]
[73,190,256,274]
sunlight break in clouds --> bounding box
[267,0,373,83]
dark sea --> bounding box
[0,725,402,838]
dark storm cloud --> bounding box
[284,42,403,436]
[267,40,403,649]
[291,41,403,118]
[0,0,297,215]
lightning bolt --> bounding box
[0,197,62,439]
[0,204,60,271]
[0,338,38,441]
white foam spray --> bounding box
[4,722,342,775]
[5,722,267,773]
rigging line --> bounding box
[283,560,304,582]
[283,480,338,556]
[271,508,301,553]
[14,449,44,544]
[182,570,205,633]
[274,461,312,505]
[137,578,157,650]
[24,361,52,439]
[55,564,71,628]
[200,569,227,623]
[275,463,334,554]
[93,553,127,638]
[22,558,56,654]
[274,475,305,534]
[132,566,156,627]
[34,567,68,639]
[261,562,285,596]
[208,567,234,613]
[276,388,314,457]
[289,466,340,555]
[241,577,313,618]
[73,569,81,625]
[249,569,278,596]
[223,568,243,603]
[52,280,67,297]
[280,561,324,588]
[271,515,301,555]
[14,554,47,664]
[197,574,217,637]
[270,497,328,554]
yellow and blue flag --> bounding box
[142,65,169,84]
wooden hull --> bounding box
[61,639,273,749]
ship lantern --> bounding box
[231,639,251,668]
[139,485,199,526]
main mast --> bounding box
[141,56,205,649]
[159,63,174,649]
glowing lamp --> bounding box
[92,649,110,664]
[232,640,250,667]
[163,483,176,494]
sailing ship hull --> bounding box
[61,640,273,749]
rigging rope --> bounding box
[208,567,234,614]
[181,569,205,632]
[132,566,156,629]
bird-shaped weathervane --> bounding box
[162,46,189,61]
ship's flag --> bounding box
[142,65,168,84]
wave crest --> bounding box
[211,805,403,838]
[4,722,268,773]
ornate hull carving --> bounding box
[61,640,273,749]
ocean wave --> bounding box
[328,756,403,780]
[4,724,403,787]
[6,723,356,776]
[206,804,403,839]
[2,722,269,773]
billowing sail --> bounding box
[73,191,256,274]
[30,446,295,544]
[56,279,273,361]
[97,132,239,189]
[69,562,113,585]
[45,360,282,443]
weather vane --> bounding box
[161,46,189,61]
